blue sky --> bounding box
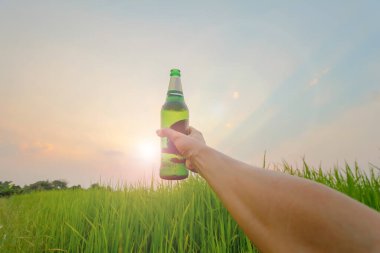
[0,1,379,186]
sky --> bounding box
[0,1,379,187]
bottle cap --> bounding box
[170,69,181,77]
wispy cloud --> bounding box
[101,149,125,157]
[266,98,380,169]
[19,141,54,154]
[309,67,331,87]
[1,1,379,186]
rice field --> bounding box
[0,162,379,253]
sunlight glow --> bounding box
[225,123,233,129]
[138,141,159,161]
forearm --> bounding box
[194,146,380,253]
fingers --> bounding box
[156,127,202,174]
[156,128,184,142]
[186,159,198,173]
[185,159,192,170]
[157,126,205,145]
[157,126,201,137]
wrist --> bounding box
[191,145,216,175]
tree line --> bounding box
[0,180,102,197]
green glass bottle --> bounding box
[160,69,189,180]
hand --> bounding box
[156,126,206,172]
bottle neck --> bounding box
[166,76,184,102]
[167,76,183,95]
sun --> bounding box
[137,140,159,161]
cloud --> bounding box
[309,67,331,87]
[369,90,380,103]
[0,139,18,156]
[232,91,240,99]
[19,141,54,154]
[101,149,125,157]
[265,98,380,170]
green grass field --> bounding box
[0,163,379,253]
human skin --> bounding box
[157,127,380,253]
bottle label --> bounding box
[162,119,188,160]
[161,105,189,172]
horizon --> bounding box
[1,1,379,187]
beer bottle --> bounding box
[160,69,189,180]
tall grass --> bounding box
[282,161,379,210]
[0,162,379,253]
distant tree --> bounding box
[52,180,67,189]
[70,184,82,190]
[1,179,75,196]
[24,180,54,192]
[0,181,21,197]
[90,183,101,189]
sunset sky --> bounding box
[1,1,379,187]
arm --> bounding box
[157,127,380,253]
